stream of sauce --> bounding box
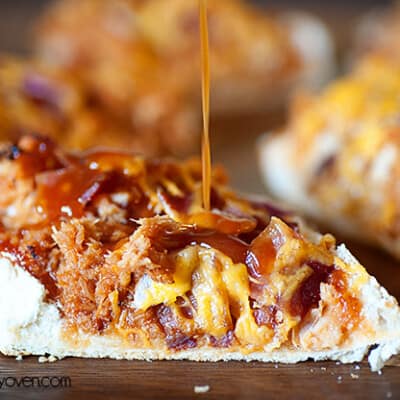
[199,0,211,211]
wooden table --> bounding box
[0,355,398,400]
[0,1,399,399]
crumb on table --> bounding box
[194,385,210,394]
[38,355,58,363]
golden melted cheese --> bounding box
[133,247,198,311]
[293,55,400,145]
[219,253,272,347]
[132,244,273,346]
[192,250,232,338]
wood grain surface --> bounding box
[0,354,398,400]
[0,2,399,400]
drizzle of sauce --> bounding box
[7,137,151,224]
[149,221,288,284]
[154,225,249,265]
[11,135,64,179]
[199,0,211,211]
[158,187,257,235]
[187,211,257,235]
[36,166,106,221]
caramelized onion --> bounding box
[246,218,287,279]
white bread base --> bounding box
[1,247,400,372]
[258,132,333,224]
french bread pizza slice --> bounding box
[259,54,400,259]
[0,135,399,371]
[34,0,334,115]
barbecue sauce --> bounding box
[199,0,211,211]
